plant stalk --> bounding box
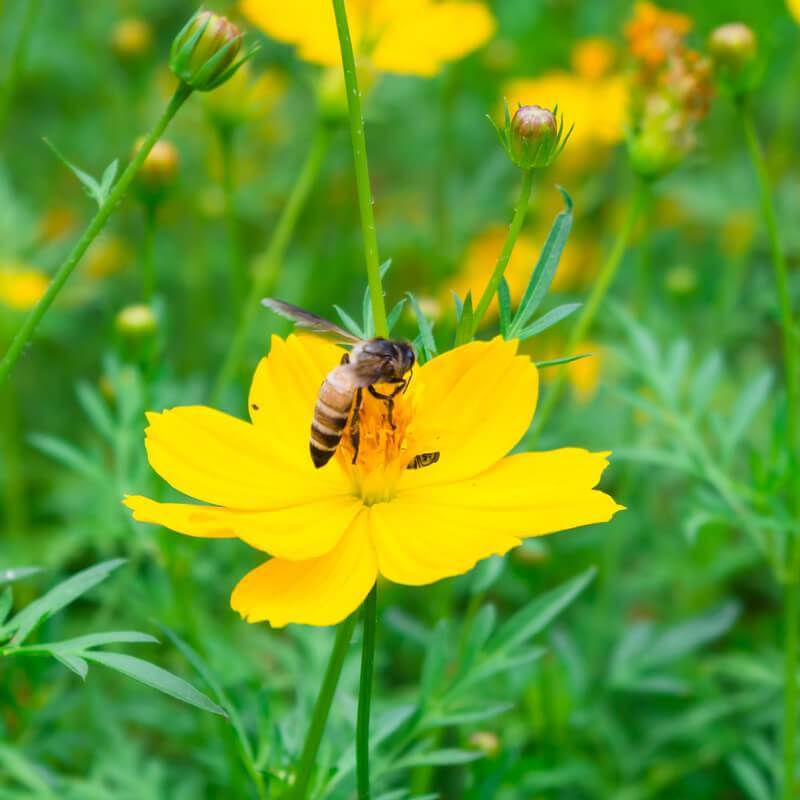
[357,585,378,800]
[291,614,358,800]
[0,82,192,388]
[332,0,388,338]
[471,168,534,337]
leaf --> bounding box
[470,556,505,594]
[728,754,772,800]
[518,303,581,340]
[81,651,228,717]
[333,304,365,339]
[453,292,474,347]
[395,748,482,769]
[0,587,11,627]
[491,568,595,655]
[54,652,89,680]
[28,433,106,482]
[43,138,105,206]
[386,297,407,334]
[497,278,511,337]
[460,647,545,687]
[45,630,158,652]
[406,292,437,360]
[6,559,127,645]
[690,351,723,418]
[420,619,450,706]
[536,353,592,369]
[0,566,43,586]
[425,702,513,728]
[509,188,573,337]
[99,159,119,200]
[75,381,115,441]
[0,744,56,796]
[459,604,496,676]
[724,370,772,456]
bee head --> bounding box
[363,338,416,379]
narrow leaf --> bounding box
[54,652,89,680]
[333,305,365,339]
[518,303,581,339]
[43,138,104,205]
[406,292,437,360]
[454,292,474,347]
[0,566,42,586]
[497,278,511,337]
[536,353,592,369]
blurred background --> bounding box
[2,0,800,797]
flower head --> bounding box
[133,137,179,202]
[240,0,496,77]
[124,336,621,627]
[790,0,800,25]
[0,265,49,310]
[111,18,154,62]
[493,102,570,171]
[709,23,758,99]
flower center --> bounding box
[336,382,418,505]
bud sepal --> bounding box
[490,100,572,171]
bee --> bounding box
[263,298,440,470]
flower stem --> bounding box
[219,127,246,307]
[0,0,41,137]
[210,124,330,403]
[739,104,800,800]
[291,613,357,800]
[331,0,388,338]
[357,585,378,800]
[142,203,158,302]
[531,180,646,440]
[0,82,192,389]
[471,168,534,337]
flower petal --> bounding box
[231,510,377,627]
[123,495,363,560]
[372,2,496,76]
[143,403,348,510]
[402,338,538,487]
[374,449,622,586]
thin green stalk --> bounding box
[332,0,388,338]
[531,181,646,439]
[0,0,41,136]
[1,376,26,536]
[219,127,246,307]
[0,82,192,388]
[357,585,378,800]
[291,614,358,800]
[142,203,158,302]
[470,169,534,337]
[210,125,330,403]
[739,105,800,800]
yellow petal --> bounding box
[143,403,348,510]
[403,338,538,487]
[231,510,377,627]
[789,0,800,24]
[371,1,496,76]
[123,495,363,560]
[374,449,622,586]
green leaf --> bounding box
[454,291,474,346]
[81,651,228,717]
[45,630,158,652]
[509,187,573,337]
[54,652,89,680]
[28,433,106,482]
[518,303,581,339]
[6,559,126,645]
[406,292,437,360]
[724,370,772,457]
[420,619,450,706]
[43,138,105,206]
[536,353,592,369]
[395,748,482,769]
[333,305,365,339]
[425,702,513,729]
[690,351,723,419]
[0,566,43,586]
[386,297,407,333]
[728,754,772,800]
[99,159,119,200]
[75,381,115,441]
[497,277,511,337]
[0,587,11,627]
[0,744,56,797]
[491,568,595,655]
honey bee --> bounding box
[263,298,440,470]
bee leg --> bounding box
[350,388,362,464]
[368,381,406,429]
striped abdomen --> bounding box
[310,370,355,468]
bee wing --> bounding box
[262,298,362,344]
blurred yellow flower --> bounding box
[0,266,49,310]
[84,234,131,279]
[125,335,620,627]
[240,0,496,77]
[202,61,287,130]
[790,0,800,23]
[541,342,602,403]
[505,37,627,154]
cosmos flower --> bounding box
[790,0,800,24]
[239,0,496,77]
[0,265,49,310]
[124,335,621,627]
[505,37,627,155]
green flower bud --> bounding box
[111,18,154,63]
[709,23,758,99]
[133,137,179,205]
[491,101,571,171]
[469,731,501,758]
[627,124,683,181]
[170,10,250,92]
[115,304,158,338]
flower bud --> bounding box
[492,101,571,171]
[115,304,158,338]
[170,10,248,92]
[111,18,153,62]
[709,23,758,98]
[133,137,179,203]
[468,731,500,758]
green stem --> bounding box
[531,180,646,439]
[471,169,534,337]
[0,376,26,536]
[219,126,246,307]
[142,203,158,302]
[357,585,378,800]
[332,0,388,338]
[740,105,800,800]
[210,125,329,403]
[0,82,192,389]
[0,0,41,137]
[291,614,358,800]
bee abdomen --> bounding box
[310,382,353,468]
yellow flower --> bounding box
[124,335,621,627]
[0,265,49,310]
[790,0,800,24]
[240,0,496,77]
[202,61,287,129]
[505,37,627,154]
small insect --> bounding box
[262,298,440,470]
